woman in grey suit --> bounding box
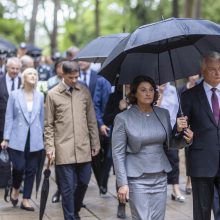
[112,76,193,220]
[1,67,44,211]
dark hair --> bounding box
[128,75,159,106]
[54,58,67,74]
[62,61,79,74]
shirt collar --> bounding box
[60,79,81,93]
[6,73,17,81]
[203,81,220,93]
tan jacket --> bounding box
[44,82,100,165]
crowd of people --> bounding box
[0,42,220,220]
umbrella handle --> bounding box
[46,158,51,169]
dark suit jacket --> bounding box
[88,70,98,98]
[181,81,220,177]
[0,75,21,132]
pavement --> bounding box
[0,150,215,220]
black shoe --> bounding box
[74,212,81,220]
[99,186,107,195]
[52,190,61,203]
[20,202,35,211]
[10,197,18,207]
[117,204,126,219]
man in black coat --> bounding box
[180,51,220,220]
[0,57,21,142]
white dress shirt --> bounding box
[6,73,19,94]
[203,81,220,111]
[79,69,91,87]
[160,83,179,128]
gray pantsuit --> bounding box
[112,105,186,220]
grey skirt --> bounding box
[128,172,167,220]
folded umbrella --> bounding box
[35,149,46,199]
[39,159,51,220]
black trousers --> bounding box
[191,176,220,220]
[100,135,112,189]
[56,162,91,220]
[8,130,41,199]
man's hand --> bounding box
[91,148,100,157]
[46,149,55,161]
[119,99,128,111]
[1,140,9,149]
[183,127,194,144]
[100,125,110,136]
[118,185,129,204]
[177,116,188,132]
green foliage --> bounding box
[201,0,220,23]
[0,18,25,45]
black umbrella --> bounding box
[35,149,46,199]
[0,37,17,52]
[99,18,220,86]
[39,159,51,220]
[74,33,129,63]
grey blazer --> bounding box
[112,105,186,187]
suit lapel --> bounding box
[197,82,217,127]
[89,71,97,96]
[18,77,21,89]
[18,90,30,123]
[1,76,9,101]
[153,107,170,146]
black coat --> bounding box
[181,81,220,177]
[0,75,21,132]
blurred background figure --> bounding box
[47,58,66,90]
[157,82,185,203]
[103,83,130,219]
[0,50,7,76]
[1,67,44,211]
[17,42,27,58]
[78,61,98,98]
[65,46,79,60]
[27,45,52,81]
[20,55,34,73]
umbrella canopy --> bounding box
[74,33,129,63]
[39,159,51,220]
[0,38,17,52]
[99,18,220,85]
[35,149,46,199]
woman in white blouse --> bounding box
[1,67,44,211]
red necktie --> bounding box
[211,88,219,124]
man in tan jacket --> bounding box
[44,61,100,220]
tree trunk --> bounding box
[51,0,60,55]
[184,0,193,17]
[28,0,40,44]
[173,0,179,17]
[95,0,100,37]
[192,0,201,18]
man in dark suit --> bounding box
[0,57,21,142]
[78,61,98,98]
[0,57,21,188]
[180,51,220,220]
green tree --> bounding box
[0,18,25,44]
